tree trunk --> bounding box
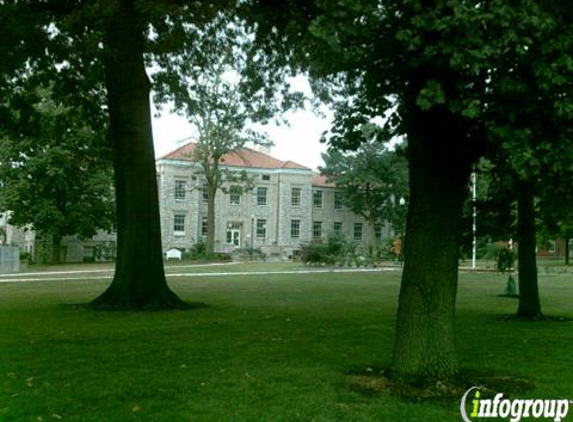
[565,237,570,266]
[516,181,542,319]
[90,0,185,310]
[391,103,474,383]
[52,234,61,265]
[206,185,217,255]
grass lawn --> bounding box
[1,265,573,421]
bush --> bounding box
[496,246,515,274]
[300,241,335,265]
[189,240,207,258]
[181,240,232,262]
[301,234,351,266]
[19,251,31,262]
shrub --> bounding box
[19,250,31,262]
[496,246,515,274]
[301,234,350,266]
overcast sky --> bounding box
[151,76,332,171]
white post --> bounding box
[471,169,477,270]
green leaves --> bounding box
[320,140,408,228]
[0,86,115,242]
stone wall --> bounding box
[0,245,19,274]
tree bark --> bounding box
[391,103,474,383]
[52,234,61,265]
[90,0,185,310]
[206,185,217,255]
[565,238,570,266]
[516,181,542,319]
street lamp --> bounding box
[399,197,406,266]
[250,214,255,261]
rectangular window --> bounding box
[174,214,186,235]
[201,217,208,237]
[290,219,301,238]
[313,221,322,239]
[174,180,186,200]
[257,187,268,205]
[313,190,323,208]
[334,191,343,209]
[262,174,271,181]
[375,224,383,241]
[333,222,342,236]
[256,219,267,239]
[354,222,363,241]
[229,186,241,205]
[291,187,301,206]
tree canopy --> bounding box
[0,85,114,264]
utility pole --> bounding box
[472,169,477,270]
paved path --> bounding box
[0,266,399,283]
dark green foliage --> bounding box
[300,234,359,266]
[321,142,408,231]
[496,247,516,275]
[0,87,115,262]
[300,241,336,266]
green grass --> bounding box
[1,266,573,421]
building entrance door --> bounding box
[226,223,241,247]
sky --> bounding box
[151,76,332,171]
[152,109,331,171]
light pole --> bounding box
[399,197,406,266]
[250,215,255,261]
[471,168,477,270]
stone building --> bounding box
[1,142,394,263]
[157,142,393,259]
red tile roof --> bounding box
[158,142,310,170]
[312,174,336,188]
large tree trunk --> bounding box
[52,234,61,265]
[516,181,542,319]
[206,185,217,255]
[391,103,473,383]
[90,0,185,310]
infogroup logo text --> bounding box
[460,387,570,422]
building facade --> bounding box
[157,142,393,259]
[2,143,394,263]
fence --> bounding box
[0,246,19,274]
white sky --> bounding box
[151,109,331,170]
[151,76,332,171]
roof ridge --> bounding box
[157,141,196,160]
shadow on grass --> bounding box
[60,302,211,312]
[346,367,532,401]
[495,314,573,323]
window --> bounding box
[256,219,267,239]
[313,190,323,208]
[291,187,301,206]
[333,222,342,236]
[202,185,209,203]
[174,180,186,200]
[174,214,186,235]
[229,186,241,205]
[375,224,383,241]
[201,217,208,237]
[257,187,268,205]
[313,221,322,239]
[334,191,344,209]
[290,219,301,238]
[354,222,363,241]
[262,174,271,181]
